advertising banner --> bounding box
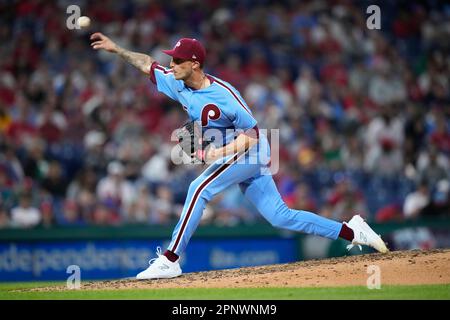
[0,238,297,281]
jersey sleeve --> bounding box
[149,62,180,101]
[227,89,258,131]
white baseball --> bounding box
[77,16,91,28]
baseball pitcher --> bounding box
[90,33,389,279]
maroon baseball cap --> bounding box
[163,38,206,65]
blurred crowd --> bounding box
[0,0,449,229]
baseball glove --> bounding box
[175,121,213,163]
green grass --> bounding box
[0,282,449,300]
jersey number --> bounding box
[201,104,221,126]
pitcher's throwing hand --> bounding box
[90,32,117,52]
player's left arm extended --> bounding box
[206,127,259,162]
[90,32,154,74]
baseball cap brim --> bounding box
[162,49,188,60]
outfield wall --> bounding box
[0,218,449,281]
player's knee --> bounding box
[274,200,289,213]
[199,186,214,202]
[270,203,291,228]
[187,180,213,202]
[270,219,284,229]
[187,179,202,196]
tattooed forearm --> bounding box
[115,44,154,74]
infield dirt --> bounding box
[32,249,450,291]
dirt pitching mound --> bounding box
[33,249,450,291]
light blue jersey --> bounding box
[151,62,257,147]
[149,62,343,255]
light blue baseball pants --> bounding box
[167,137,343,255]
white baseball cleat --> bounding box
[136,247,182,280]
[345,215,389,253]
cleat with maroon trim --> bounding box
[136,247,182,280]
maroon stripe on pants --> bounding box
[171,152,242,253]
